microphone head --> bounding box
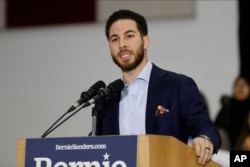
[82,79,124,107]
[108,79,124,95]
[81,80,106,98]
[91,80,106,90]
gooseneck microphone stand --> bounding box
[41,101,103,138]
[41,105,85,138]
[90,102,102,136]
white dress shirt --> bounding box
[119,61,153,135]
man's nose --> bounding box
[119,39,127,50]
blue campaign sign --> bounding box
[25,135,137,167]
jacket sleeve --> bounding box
[179,76,221,153]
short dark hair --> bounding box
[105,9,148,39]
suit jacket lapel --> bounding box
[145,64,167,133]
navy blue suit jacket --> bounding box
[96,64,221,152]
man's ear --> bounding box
[143,35,150,49]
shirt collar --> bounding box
[137,60,152,83]
[121,61,153,87]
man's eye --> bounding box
[110,38,118,42]
[127,34,134,38]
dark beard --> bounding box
[112,44,144,72]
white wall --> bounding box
[0,1,237,166]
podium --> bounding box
[16,135,221,167]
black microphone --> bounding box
[82,79,124,108]
[67,80,106,113]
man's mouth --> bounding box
[121,53,130,58]
[119,52,132,59]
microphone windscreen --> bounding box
[81,80,106,97]
[91,80,106,90]
[108,79,124,94]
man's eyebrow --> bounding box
[109,30,136,39]
[109,34,118,40]
[125,30,136,34]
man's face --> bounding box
[108,19,149,72]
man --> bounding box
[96,9,221,166]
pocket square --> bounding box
[155,105,170,116]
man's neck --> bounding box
[122,59,148,84]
